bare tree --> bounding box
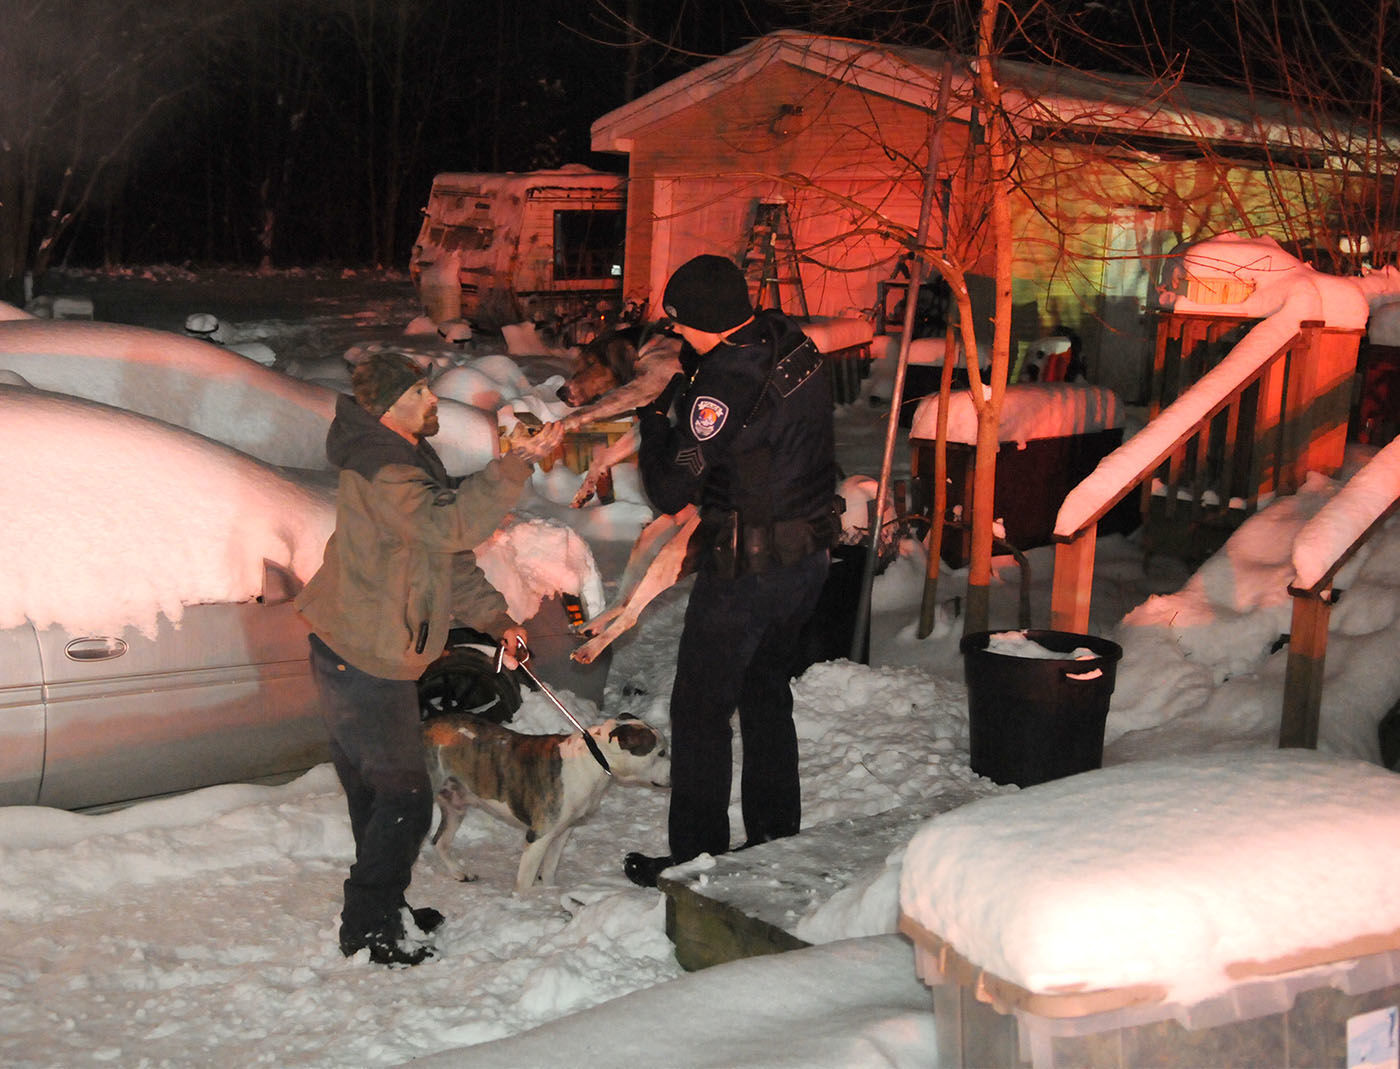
[0,0,213,301]
[753,0,1399,634]
[337,0,464,267]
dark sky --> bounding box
[56,0,795,269]
[31,0,1394,271]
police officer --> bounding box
[624,254,837,888]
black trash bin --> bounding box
[794,544,871,675]
[960,629,1123,788]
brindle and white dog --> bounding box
[423,713,670,894]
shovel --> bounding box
[497,637,612,777]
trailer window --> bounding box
[553,210,625,281]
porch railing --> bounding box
[1280,436,1400,748]
[1050,313,1360,632]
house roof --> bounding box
[429,165,625,198]
[591,31,1387,165]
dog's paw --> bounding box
[454,872,479,884]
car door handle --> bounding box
[64,637,129,661]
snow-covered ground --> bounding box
[2,267,1398,1068]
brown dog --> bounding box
[423,713,670,894]
[556,327,644,409]
[559,333,682,433]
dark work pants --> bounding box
[667,550,829,863]
[308,634,432,946]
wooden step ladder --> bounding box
[742,199,809,317]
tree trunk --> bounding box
[963,0,1014,636]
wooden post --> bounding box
[1279,590,1332,749]
[1050,530,1097,634]
[1253,343,1289,498]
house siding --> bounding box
[602,41,1362,402]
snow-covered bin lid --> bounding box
[898,750,1400,1015]
[870,334,983,367]
[909,382,1123,445]
[796,317,873,354]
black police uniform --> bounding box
[636,310,837,864]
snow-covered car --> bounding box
[0,387,335,809]
[0,318,503,474]
[0,387,595,810]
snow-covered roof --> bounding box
[593,31,1387,162]
[429,165,625,199]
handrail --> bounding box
[1053,322,1308,541]
[1048,319,1311,633]
[1289,433,1400,597]
[1280,435,1400,748]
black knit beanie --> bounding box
[352,350,426,415]
[662,255,753,333]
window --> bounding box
[553,209,625,281]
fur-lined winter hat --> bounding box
[352,350,426,415]
[662,255,753,333]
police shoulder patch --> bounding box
[690,396,728,441]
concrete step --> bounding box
[657,787,984,971]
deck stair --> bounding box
[1051,311,1363,633]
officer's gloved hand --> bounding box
[636,372,684,422]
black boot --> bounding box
[737,829,796,851]
[623,852,674,888]
[341,906,437,968]
[409,906,445,934]
[340,925,436,967]
[366,940,435,967]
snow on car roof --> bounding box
[0,386,333,638]
[0,319,508,476]
[0,319,338,469]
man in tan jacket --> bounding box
[297,349,561,966]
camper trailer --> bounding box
[410,166,627,338]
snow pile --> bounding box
[431,354,532,410]
[0,388,335,637]
[1105,465,1400,762]
[0,319,339,469]
[870,333,985,367]
[1166,234,1373,328]
[0,386,610,642]
[477,517,607,621]
[984,631,1097,660]
[899,749,1400,1008]
[0,319,514,475]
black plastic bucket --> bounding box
[960,629,1123,788]
[794,544,871,673]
